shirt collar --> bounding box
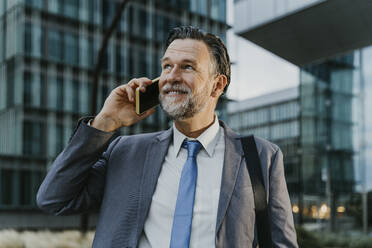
[173,116,221,158]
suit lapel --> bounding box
[136,128,173,242]
[216,121,243,233]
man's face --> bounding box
[159,38,216,120]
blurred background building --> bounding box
[227,87,300,195]
[233,0,372,231]
[0,0,228,228]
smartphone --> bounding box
[135,77,160,115]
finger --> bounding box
[129,77,152,92]
[124,85,135,102]
[137,78,153,93]
[113,84,128,99]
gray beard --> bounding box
[159,84,207,120]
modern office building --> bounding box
[0,0,228,228]
[234,0,372,230]
[227,87,300,195]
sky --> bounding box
[225,0,300,101]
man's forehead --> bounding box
[162,39,210,61]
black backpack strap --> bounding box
[240,135,273,248]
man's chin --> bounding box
[161,94,187,103]
[161,104,184,115]
[160,102,186,120]
[159,93,198,120]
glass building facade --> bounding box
[228,50,372,230]
[233,0,372,232]
[298,48,372,230]
[227,51,368,229]
[0,0,228,228]
[360,46,372,192]
[227,87,300,197]
[299,53,358,229]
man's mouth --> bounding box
[161,83,190,96]
[164,89,188,95]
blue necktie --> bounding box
[170,140,202,248]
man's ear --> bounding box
[211,74,227,97]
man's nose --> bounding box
[167,65,182,82]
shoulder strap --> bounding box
[240,135,273,248]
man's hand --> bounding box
[91,78,156,132]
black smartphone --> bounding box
[135,77,160,115]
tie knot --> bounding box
[182,140,202,158]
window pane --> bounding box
[56,77,64,111]
[25,0,43,9]
[48,0,63,14]
[138,8,148,38]
[119,3,128,32]
[180,0,190,9]
[100,85,109,108]
[152,51,161,78]
[23,121,44,156]
[88,37,95,66]
[138,48,147,76]
[87,83,92,113]
[115,44,126,75]
[80,81,90,114]
[6,60,15,107]
[128,46,134,77]
[32,171,44,206]
[48,30,63,62]
[23,71,32,106]
[73,80,79,113]
[211,0,219,20]
[64,0,78,19]
[102,50,109,72]
[56,123,64,154]
[33,122,43,155]
[33,24,43,57]
[48,76,57,109]
[24,22,32,55]
[1,169,14,205]
[64,78,73,112]
[80,36,89,68]
[23,121,33,155]
[102,0,114,28]
[20,170,32,205]
[218,0,226,22]
[198,1,207,15]
[154,14,165,42]
[190,0,197,12]
[64,32,78,65]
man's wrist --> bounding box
[91,114,119,132]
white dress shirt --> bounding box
[138,116,225,248]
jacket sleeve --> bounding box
[269,148,299,248]
[36,117,120,215]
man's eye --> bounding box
[184,65,194,70]
[163,64,172,69]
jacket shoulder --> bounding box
[221,120,279,155]
[252,136,280,156]
[114,129,169,147]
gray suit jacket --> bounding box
[37,117,298,248]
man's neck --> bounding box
[174,113,215,138]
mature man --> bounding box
[37,26,298,248]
